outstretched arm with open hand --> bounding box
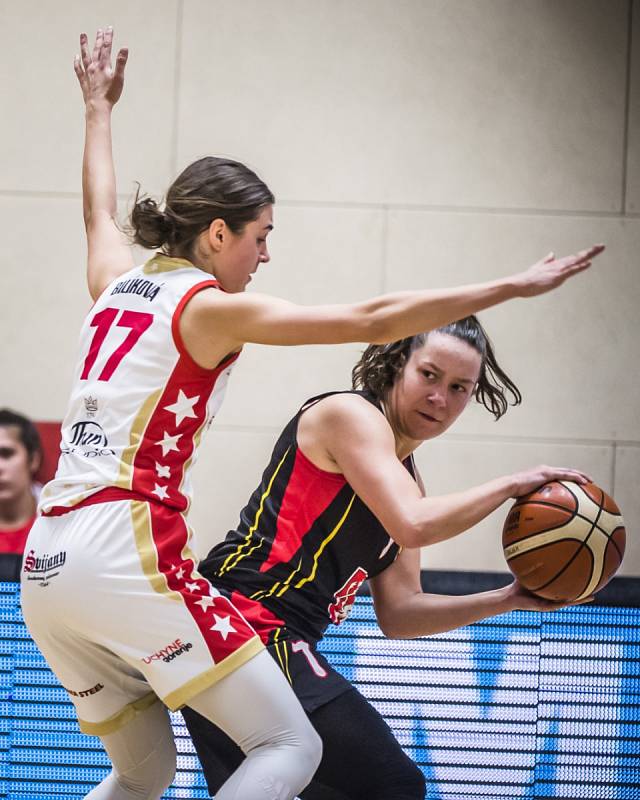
[74,27,133,300]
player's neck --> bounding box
[380,401,421,461]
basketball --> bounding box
[502,481,626,602]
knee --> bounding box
[115,736,177,799]
[285,719,322,789]
[405,763,427,799]
[301,724,323,779]
[395,760,425,800]
[372,758,425,800]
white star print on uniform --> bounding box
[155,432,181,457]
[185,581,200,593]
[210,614,236,641]
[195,595,215,611]
[152,484,169,501]
[164,390,200,427]
[155,462,171,479]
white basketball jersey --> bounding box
[40,255,238,514]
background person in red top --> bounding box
[0,409,42,581]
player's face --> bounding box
[387,333,482,443]
[214,206,273,293]
[0,427,35,506]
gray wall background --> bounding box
[1,0,638,575]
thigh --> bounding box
[187,649,317,754]
[88,701,177,800]
[184,642,424,800]
[308,687,425,800]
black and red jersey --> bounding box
[200,391,415,643]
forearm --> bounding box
[381,585,516,639]
[404,475,515,548]
[82,101,118,227]
[361,279,522,344]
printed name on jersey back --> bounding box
[111,276,163,302]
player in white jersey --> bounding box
[21,27,604,800]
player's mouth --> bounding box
[418,411,442,423]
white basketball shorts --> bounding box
[21,497,263,735]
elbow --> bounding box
[375,614,405,639]
[391,517,438,550]
[352,301,392,344]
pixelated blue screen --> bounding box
[1,582,638,799]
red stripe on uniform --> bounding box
[259,447,346,573]
[147,503,258,662]
[230,590,286,644]
[130,351,238,511]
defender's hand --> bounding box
[74,27,128,108]
[514,244,604,297]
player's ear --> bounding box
[208,219,226,252]
[29,450,41,477]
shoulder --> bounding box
[298,392,393,474]
[305,392,385,427]
[301,392,392,448]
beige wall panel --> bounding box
[386,211,640,441]
[414,438,615,572]
[250,204,386,299]
[0,1,177,195]
[215,342,361,431]
[188,429,279,558]
[612,446,640,577]
[214,203,385,428]
[0,197,90,419]
[179,0,626,211]
[626,1,640,213]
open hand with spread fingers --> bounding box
[508,464,593,498]
[515,244,604,297]
[74,26,128,108]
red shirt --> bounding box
[0,517,35,555]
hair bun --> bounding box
[130,192,171,250]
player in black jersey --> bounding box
[183,316,591,799]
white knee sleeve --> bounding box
[87,700,176,800]
[189,650,322,800]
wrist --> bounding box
[85,99,114,117]
[499,273,525,299]
[494,473,518,502]
[495,583,519,612]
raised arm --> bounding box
[74,27,133,300]
[181,244,604,364]
[369,548,579,639]
[300,394,590,550]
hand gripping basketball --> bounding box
[502,480,625,602]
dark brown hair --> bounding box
[351,316,521,420]
[0,409,42,462]
[130,156,274,258]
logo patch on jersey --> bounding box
[142,638,193,665]
[111,277,162,302]
[22,549,67,587]
[62,421,115,458]
[84,396,98,417]
[328,567,368,625]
